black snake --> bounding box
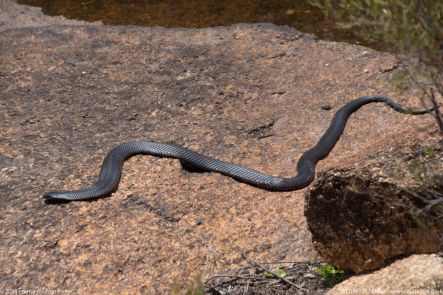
[43,96,433,201]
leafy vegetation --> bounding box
[314,263,345,287]
[171,279,205,295]
[309,0,443,135]
[264,268,288,278]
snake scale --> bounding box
[43,96,433,201]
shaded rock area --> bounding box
[327,254,443,295]
[305,140,443,273]
[0,21,437,293]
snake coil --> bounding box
[44,96,433,201]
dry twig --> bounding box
[241,251,306,292]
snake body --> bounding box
[43,96,432,201]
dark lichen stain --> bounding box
[305,167,443,273]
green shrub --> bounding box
[309,0,443,135]
[314,263,345,287]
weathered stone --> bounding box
[327,254,443,295]
[0,3,439,293]
[305,142,443,273]
[0,0,101,32]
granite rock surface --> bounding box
[0,22,436,293]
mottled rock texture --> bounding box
[0,0,101,32]
[305,140,443,273]
[0,23,436,293]
[327,254,443,295]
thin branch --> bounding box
[414,0,439,39]
[429,88,443,136]
[431,75,443,96]
[256,261,300,265]
[241,251,305,292]
[205,275,269,284]
[406,69,443,136]
[406,67,430,90]
[404,187,443,214]
[405,68,431,107]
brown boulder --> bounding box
[327,254,443,295]
[305,141,443,273]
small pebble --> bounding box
[321,105,332,111]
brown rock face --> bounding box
[305,143,443,273]
[0,22,436,293]
[327,254,443,295]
